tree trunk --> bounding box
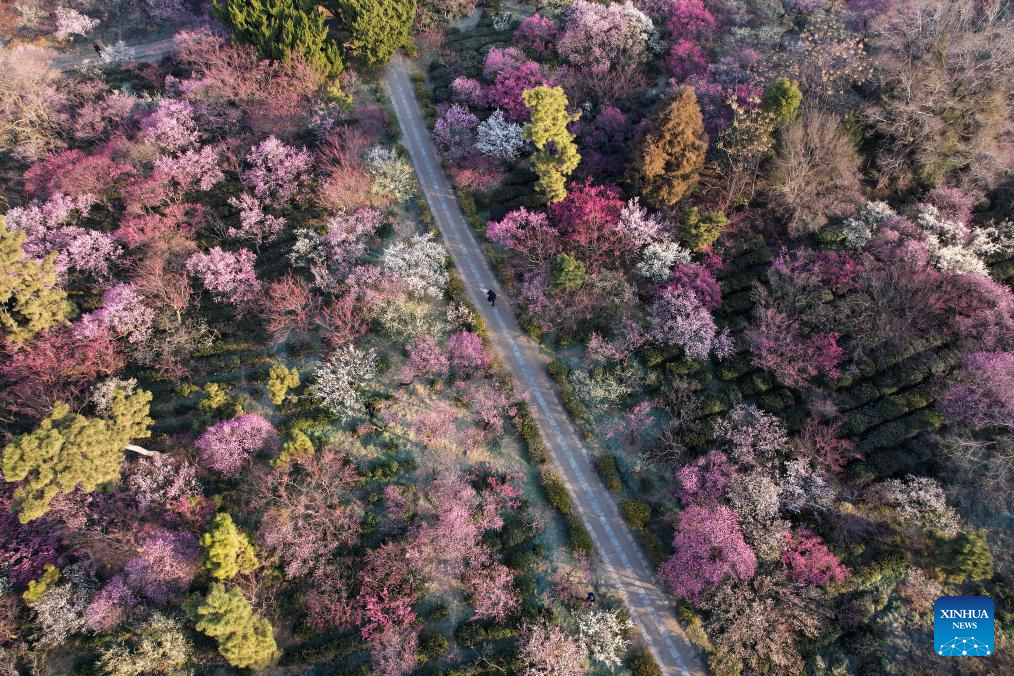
[125,444,161,457]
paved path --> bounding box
[383,56,705,676]
[54,37,177,71]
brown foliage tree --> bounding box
[627,86,708,209]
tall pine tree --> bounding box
[522,85,581,204]
[335,0,416,67]
[215,0,344,77]
[0,216,71,345]
[2,389,154,522]
[628,86,708,209]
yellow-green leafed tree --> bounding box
[203,513,259,580]
[522,86,581,204]
[2,390,153,522]
[267,363,299,405]
[0,215,71,345]
[628,86,708,209]
[188,583,279,670]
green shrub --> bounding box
[595,455,622,492]
[513,402,548,463]
[628,649,663,676]
[539,468,593,555]
[621,499,651,530]
[548,359,569,382]
[418,633,449,662]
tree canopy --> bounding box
[522,85,581,204]
[0,216,71,345]
[627,86,708,209]
[214,0,344,77]
[2,389,153,522]
[334,0,416,68]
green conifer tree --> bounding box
[203,513,259,580]
[549,253,587,293]
[628,86,708,209]
[267,364,300,405]
[215,0,344,77]
[522,86,581,204]
[0,216,71,345]
[187,583,279,670]
[2,390,153,522]
[335,0,416,67]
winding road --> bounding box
[383,56,705,675]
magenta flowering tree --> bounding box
[665,39,708,80]
[483,47,529,81]
[0,487,62,585]
[152,145,225,196]
[242,135,313,208]
[659,505,757,601]
[467,563,519,621]
[357,588,416,641]
[746,307,843,388]
[487,207,562,268]
[451,76,485,107]
[485,61,550,122]
[140,99,201,152]
[557,0,654,75]
[648,286,732,360]
[676,451,735,506]
[464,380,516,435]
[185,247,260,307]
[663,0,717,41]
[195,413,280,477]
[712,404,789,467]
[84,575,138,632]
[226,193,287,246]
[669,262,722,311]
[925,187,975,226]
[937,352,1013,430]
[124,529,200,604]
[574,106,635,178]
[433,104,480,160]
[514,14,557,55]
[781,529,848,586]
[550,180,631,270]
[448,331,490,377]
[75,284,155,345]
[4,192,121,280]
[404,336,450,381]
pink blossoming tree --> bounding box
[195,413,280,477]
[781,529,848,586]
[186,247,260,307]
[659,505,757,601]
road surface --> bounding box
[54,37,177,71]
[383,55,705,675]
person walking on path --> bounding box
[92,40,104,55]
[486,289,497,307]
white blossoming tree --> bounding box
[475,109,526,162]
[381,232,449,299]
[310,346,378,418]
[366,146,417,204]
[635,240,692,282]
[883,475,961,538]
[576,609,631,669]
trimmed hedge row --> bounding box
[511,402,594,555]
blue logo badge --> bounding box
[934,596,993,657]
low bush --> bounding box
[621,499,651,530]
[595,454,622,492]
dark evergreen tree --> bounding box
[334,0,416,68]
[215,0,344,77]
